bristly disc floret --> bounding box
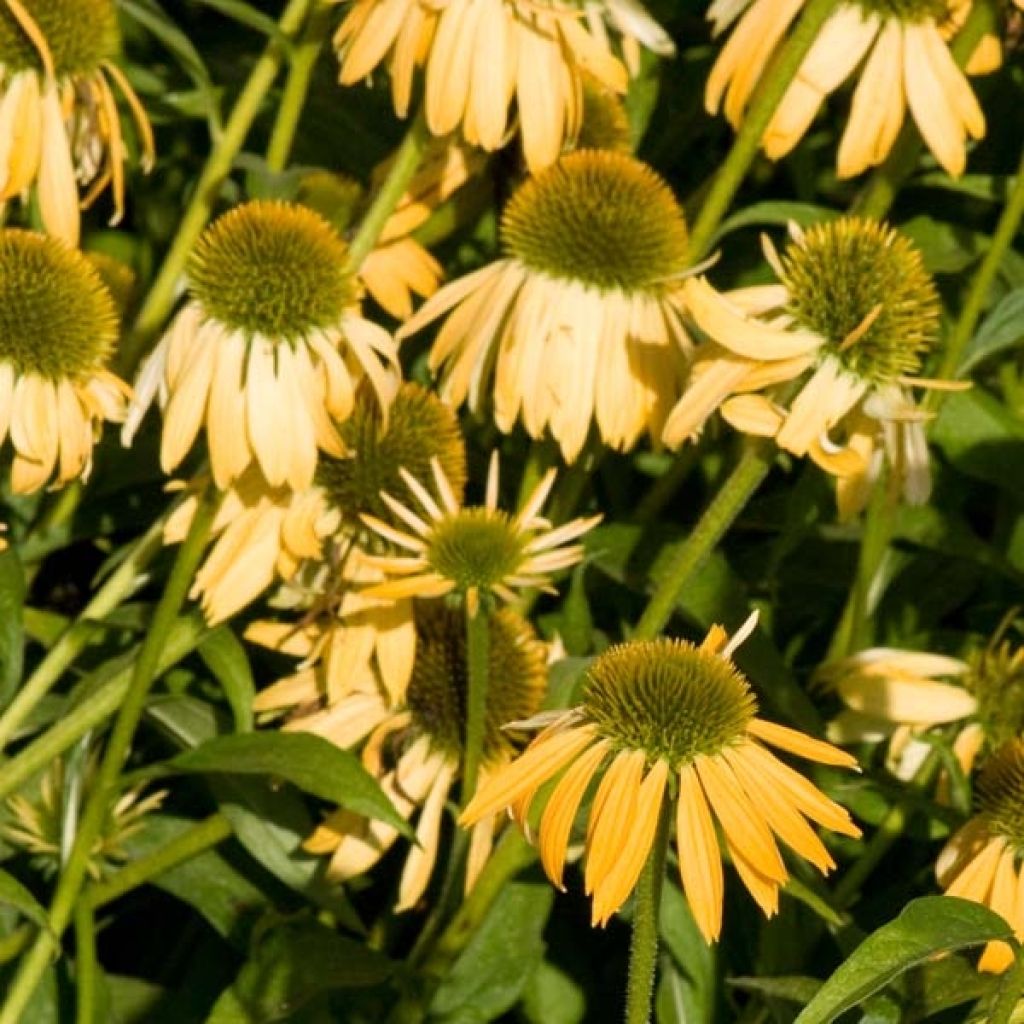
[0,230,118,379]
[426,510,527,595]
[187,201,357,342]
[779,217,940,384]
[976,741,1024,854]
[965,643,1024,749]
[501,150,689,292]
[0,0,119,76]
[406,604,546,763]
[316,383,467,526]
[295,170,365,235]
[854,0,950,22]
[582,638,757,766]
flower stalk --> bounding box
[461,605,491,805]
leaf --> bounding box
[198,628,255,733]
[168,732,409,834]
[712,201,838,244]
[0,546,25,707]
[657,881,716,1024]
[792,896,1014,1024]
[520,961,586,1024]
[729,975,822,1004]
[0,869,52,936]
[959,290,1024,373]
[206,919,393,1023]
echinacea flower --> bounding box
[460,616,862,937]
[302,603,547,911]
[333,0,640,172]
[706,0,993,178]
[663,217,953,519]
[0,0,154,244]
[937,740,1024,973]
[399,150,693,462]
[123,201,400,491]
[360,452,601,615]
[0,229,130,493]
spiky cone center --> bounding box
[575,79,633,154]
[581,638,757,766]
[315,383,467,528]
[780,218,940,385]
[186,201,357,342]
[426,509,528,594]
[0,230,118,379]
[965,643,1024,749]
[405,603,546,764]
[976,741,1024,855]
[0,0,119,76]
[501,150,689,293]
[295,170,365,235]
[854,0,950,21]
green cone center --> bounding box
[967,644,1024,750]
[0,0,119,76]
[977,741,1024,853]
[853,0,950,22]
[187,201,356,341]
[426,509,526,593]
[582,638,757,766]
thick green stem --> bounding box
[634,441,775,641]
[73,902,97,1024]
[0,516,166,752]
[0,493,218,1024]
[345,106,431,273]
[123,0,313,372]
[931,142,1024,389]
[265,2,333,172]
[624,802,670,1024]
[853,0,998,221]
[685,0,839,261]
[461,606,490,806]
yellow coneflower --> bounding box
[123,201,400,491]
[302,603,547,911]
[706,0,995,178]
[663,217,956,519]
[4,755,165,881]
[0,0,154,244]
[332,0,644,172]
[937,740,1024,973]
[399,151,693,462]
[0,229,129,494]
[359,452,601,616]
[460,616,862,937]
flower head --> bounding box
[937,740,1024,973]
[399,151,693,462]
[360,452,601,615]
[301,603,547,910]
[0,0,154,243]
[124,201,400,491]
[460,616,861,937]
[706,0,993,178]
[0,229,130,493]
[664,217,952,518]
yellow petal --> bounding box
[675,763,725,943]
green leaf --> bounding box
[0,869,51,936]
[520,961,586,1024]
[712,202,838,244]
[729,975,821,1004]
[0,546,25,707]
[168,732,409,834]
[792,896,1014,1024]
[657,881,716,1024]
[206,919,393,1023]
[959,290,1024,373]
[198,628,255,733]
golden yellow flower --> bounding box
[706,0,994,178]
[460,616,862,937]
[399,151,693,462]
[300,603,547,911]
[0,0,154,244]
[663,217,955,519]
[937,740,1024,973]
[123,201,400,491]
[332,0,650,172]
[359,452,600,616]
[0,229,130,493]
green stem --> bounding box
[73,902,97,1024]
[624,802,670,1024]
[265,2,333,172]
[85,813,232,909]
[853,0,998,221]
[0,516,166,752]
[930,141,1024,390]
[123,0,314,373]
[685,0,839,261]
[345,106,431,273]
[461,606,490,805]
[634,440,775,641]
[0,493,218,1024]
